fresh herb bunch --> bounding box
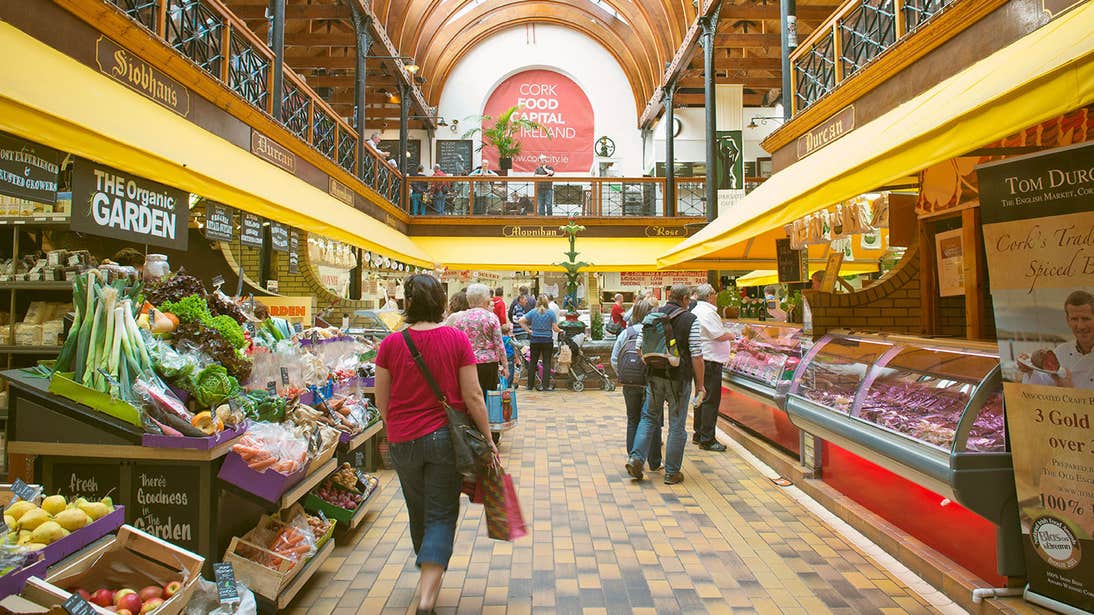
[144,268,206,306]
[158,295,211,324]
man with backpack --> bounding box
[625,285,705,485]
[692,284,731,451]
[611,299,661,472]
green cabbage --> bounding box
[193,364,240,409]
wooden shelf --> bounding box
[275,536,335,609]
[346,421,383,452]
[347,482,382,529]
[278,458,337,510]
[0,281,73,290]
[8,438,237,461]
[0,345,61,355]
[0,216,70,226]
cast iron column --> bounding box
[700,5,721,223]
[664,83,676,216]
[270,0,286,118]
[780,0,797,120]
[349,248,362,300]
[349,3,373,178]
[398,83,411,175]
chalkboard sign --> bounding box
[381,139,422,171]
[436,140,472,175]
[63,593,97,615]
[204,202,234,242]
[775,238,809,283]
[10,479,35,502]
[240,213,264,247]
[288,230,300,274]
[213,562,240,604]
[0,132,60,205]
[49,462,121,501]
[270,222,289,253]
[129,465,201,551]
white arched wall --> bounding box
[425,24,644,176]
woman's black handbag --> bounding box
[402,330,493,480]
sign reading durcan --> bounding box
[70,158,188,250]
[251,131,296,173]
[796,106,855,160]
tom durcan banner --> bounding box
[71,158,188,251]
[977,141,1094,613]
[481,69,594,173]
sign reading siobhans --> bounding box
[95,37,189,117]
[71,158,188,250]
[977,141,1094,613]
[0,132,60,205]
[482,70,595,173]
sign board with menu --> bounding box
[0,132,60,205]
[436,140,473,175]
[240,213,264,247]
[204,202,233,242]
[776,238,809,283]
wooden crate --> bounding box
[306,438,338,475]
[222,516,314,600]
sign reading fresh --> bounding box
[71,158,188,250]
[482,69,594,173]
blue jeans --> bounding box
[623,385,660,469]
[433,191,447,214]
[630,376,690,475]
[390,427,462,568]
[411,192,424,215]
[537,189,553,215]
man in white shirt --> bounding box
[691,283,732,450]
[366,132,390,159]
[1022,290,1094,390]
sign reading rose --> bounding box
[482,69,595,173]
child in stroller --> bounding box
[553,330,616,392]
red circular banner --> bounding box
[482,69,594,173]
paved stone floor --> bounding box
[289,389,942,614]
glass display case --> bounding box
[721,320,806,407]
[786,331,1019,573]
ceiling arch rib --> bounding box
[425,13,651,115]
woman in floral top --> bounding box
[446,283,509,397]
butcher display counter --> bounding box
[721,320,805,406]
[785,330,1023,575]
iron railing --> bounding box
[404,176,707,218]
[790,0,957,114]
[103,0,403,211]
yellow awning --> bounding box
[735,262,878,288]
[411,237,682,271]
[0,22,433,267]
[659,3,1094,267]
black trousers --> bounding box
[696,360,723,445]
[528,341,554,389]
[477,361,499,400]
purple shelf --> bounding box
[218,451,307,503]
[141,422,247,450]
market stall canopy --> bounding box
[658,4,1094,268]
[659,227,890,272]
[412,236,682,272]
[734,262,879,288]
[0,22,433,268]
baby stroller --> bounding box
[556,330,616,392]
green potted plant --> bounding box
[463,105,549,175]
[590,310,604,341]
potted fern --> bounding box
[463,105,549,175]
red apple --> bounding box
[114,589,137,607]
[139,586,163,602]
[162,581,182,598]
[75,588,91,601]
[140,598,164,614]
[90,589,115,607]
[117,592,142,614]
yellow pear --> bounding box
[41,495,67,516]
[4,514,15,529]
[17,509,50,532]
[78,502,110,522]
[5,501,34,521]
[54,509,90,532]
[16,530,31,546]
[23,543,46,551]
[30,521,63,545]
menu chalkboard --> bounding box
[205,202,234,242]
[50,462,121,501]
[381,139,422,171]
[288,230,299,274]
[240,213,264,247]
[130,465,201,551]
[436,140,473,175]
[775,238,809,283]
[270,222,289,253]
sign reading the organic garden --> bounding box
[482,69,595,173]
[0,132,60,205]
[240,213,264,247]
[204,202,233,242]
[96,37,190,117]
[977,141,1094,613]
[70,158,188,250]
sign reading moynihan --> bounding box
[501,225,562,238]
[70,158,188,250]
[328,177,354,206]
[251,131,296,173]
[95,37,189,117]
[796,105,855,160]
[0,132,60,204]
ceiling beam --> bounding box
[284,32,357,46]
[678,75,782,88]
[720,4,838,21]
[230,4,351,20]
[713,32,781,47]
[282,55,356,69]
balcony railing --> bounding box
[405,177,707,218]
[790,0,956,114]
[103,0,403,210]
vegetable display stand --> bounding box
[0,555,46,600]
[38,506,125,568]
[223,515,336,611]
[304,481,382,530]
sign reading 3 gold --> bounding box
[95,37,189,117]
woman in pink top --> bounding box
[375,275,495,615]
[446,283,509,397]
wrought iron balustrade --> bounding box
[99,0,405,212]
[790,0,959,114]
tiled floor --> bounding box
[289,389,944,614]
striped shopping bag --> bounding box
[482,464,527,541]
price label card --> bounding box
[280,367,290,386]
[213,562,240,604]
[227,397,239,415]
[317,509,328,523]
[11,479,35,502]
[267,381,277,395]
[62,593,97,615]
[212,274,225,288]
[311,331,319,345]
[293,321,303,334]
[97,368,121,388]
[356,469,368,488]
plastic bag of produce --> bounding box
[133,376,205,437]
[230,421,308,474]
[184,578,258,615]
